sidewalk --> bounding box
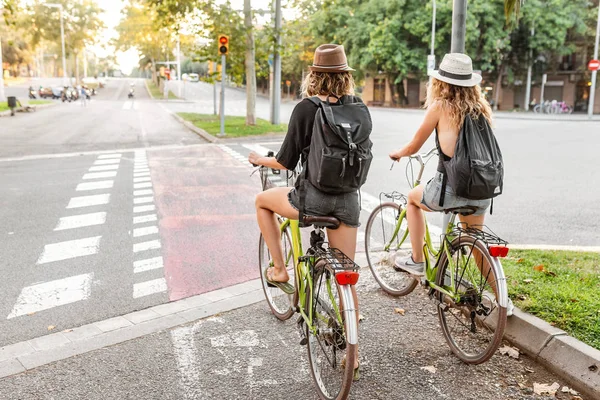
[0,261,583,399]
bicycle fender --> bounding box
[340,285,358,345]
[491,257,508,308]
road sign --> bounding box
[427,55,435,73]
[285,80,291,87]
[588,59,600,71]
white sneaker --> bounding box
[394,255,425,276]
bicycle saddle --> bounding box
[303,215,341,230]
[443,206,478,216]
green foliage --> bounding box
[503,249,600,350]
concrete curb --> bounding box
[169,112,220,143]
[0,279,265,379]
[505,307,600,399]
[0,102,56,117]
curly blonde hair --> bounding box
[424,78,492,128]
[301,71,355,98]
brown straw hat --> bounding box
[309,44,355,73]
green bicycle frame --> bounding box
[280,219,344,335]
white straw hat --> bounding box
[428,53,482,87]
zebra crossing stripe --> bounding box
[67,194,110,209]
[133,278,167,298]
[133,257,163,273]
[37,236,101,264]
[54,212,106,231]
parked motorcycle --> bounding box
[28,87,37,99]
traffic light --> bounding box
[218,35,229,56]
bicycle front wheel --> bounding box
[258,228,297,321]
[435,236,507,364]
[307,260,357,400]
[365,202,418,296]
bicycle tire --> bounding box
[258,228,297,321]
[435,235,507,364]
[365,202,418,296]
[306,259,357,400]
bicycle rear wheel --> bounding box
[258,227,297,321]
[306,260,357,400]
[365,202,418,296]
[435,235,507,364]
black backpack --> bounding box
[304,95,373,193]
[441,113,503,205]
[298,95,373,222]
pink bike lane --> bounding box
[148,144,261,301]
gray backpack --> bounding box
[299,95,373,222]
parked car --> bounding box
[51,87,64,99]
[38,86,55,99]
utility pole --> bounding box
[525,22,535,111]
[450,0,467,53]
[244,0,257,126]
[176,36,182,98]
[45,4,68,85]
[427,0,437,80]
[220,54,226,137]
[270,0,282,125]
[588,2,600,118]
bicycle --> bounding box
[364,148,510,364]
[254,160,360,400]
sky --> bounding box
[93,0,275,74]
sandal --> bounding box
[264,267,295,295]
[341,356,360,382]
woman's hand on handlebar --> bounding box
[389,149,403,162]
[248,151,262,167]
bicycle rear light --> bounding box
[489,246,509,257]
[335,271,360,285]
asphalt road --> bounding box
[0,272,574,400]
[1,77,598,356]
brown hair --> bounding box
[301,71,355,98]
[425,78,493,128]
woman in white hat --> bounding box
[388,53,493,275]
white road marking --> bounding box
[134,189,153,196]
[37,236,101,264]
[94,159,121,165]
[7,273,93,319]
[133,196,154,204]
[134,214,157,224]
[54,212,106,231]
[133,176,151,183]
[76,180,114,191]
[134,182,152,189]
[133,239,161,253]
[82,171,118,180]
[133,257,163,273]
[134,172,151,178]
[133,278,166,298]
[242,144,273,155]
[67,194,110,209]
[134,205,155,213]
[133,226,158,237]
[210,330,259,347]
[171,325,202,400]
[122,101,132,110]
[89,164,119,172]
[97,154,122,159]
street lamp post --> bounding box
[524,22,535,111]
[0,36,5,101]
[44,3,68,85]
[588,2,600,118]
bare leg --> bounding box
[406,185,431,262]
[255,187,299,282]
[458,213,498,294]
[327,224,360,370]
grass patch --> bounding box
[0,99,51,112]
[503,249,600,350]
[146,79,178,99]
[177,113,287,138]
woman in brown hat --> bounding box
[248,44,362,375]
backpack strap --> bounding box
[439,173,447,207]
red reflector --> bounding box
[489,246,509,257]
[335,271,359,285]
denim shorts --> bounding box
[288,181,360,228]
[421,171,491,216]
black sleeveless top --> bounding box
[435,128,451,173]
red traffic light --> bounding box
[218,34,229,56]
[219,36,228,44]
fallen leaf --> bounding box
[561,386,579,395]
[573,396,583,400]
[523,278,534,284]
[589,364,598,372]
[27,312,35,316]
[516,258,524,263]
[517,294,527,301]
[533,382,560,396]
[499,345,520,359]
[62,329,73,333]
[420,366,437,374]
[358,314,365,322]
[570,298,579,303]
[47,325,55,331]
[394,308,406,316]
[533,264,545,272]
[545,270,557,277]
[524,367,534,373]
